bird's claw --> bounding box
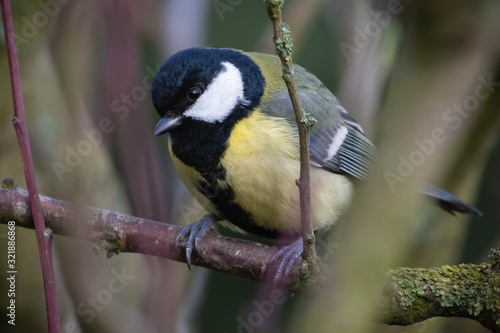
[269,237,303,286]
[176,214,218,269]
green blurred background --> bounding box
[0,0,499,332]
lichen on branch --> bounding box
[380,260,500,332]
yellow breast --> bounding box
[221,111,353,233]
[169,110,353,234]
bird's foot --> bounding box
[176,214,219,269]
[269,237,303,286]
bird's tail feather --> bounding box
[421,184,483,217]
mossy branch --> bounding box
[380,261,500,332]
[1,180,499,330]
[264,0,319,285]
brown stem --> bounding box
[264,0,317,272]
[0,2,59,331]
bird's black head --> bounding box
[150,48,265,169]
[151,48,265,136]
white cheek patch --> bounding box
[184,61,248,123]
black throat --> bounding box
[169,106,282,239]
[168,104,248,173]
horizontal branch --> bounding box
[0,178,498,330]
[0,179,274,281]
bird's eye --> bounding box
[187,87,202,101]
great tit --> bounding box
[151,47,482,274]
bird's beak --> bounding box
[154,115,181,136]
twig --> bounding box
[1,182,499,330]
[0,2,59,332]
[264,0,319,280]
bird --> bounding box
[150,47,482,281]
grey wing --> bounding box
[309,108,376,180]
[263,64,376,180]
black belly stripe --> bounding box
[195,166,279,239]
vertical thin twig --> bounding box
[0,1,60,332]
[265,0,318,275]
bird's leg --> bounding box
[176,214,220,269]
[268,237,303,286]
